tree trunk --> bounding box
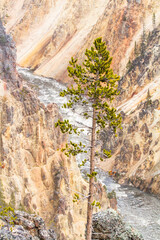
[86,107,96,240]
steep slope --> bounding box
[99,24,160,196]
[1,0,160,197]
[0,21,109,240]
[1,0,110,82]
[0,0,160,82]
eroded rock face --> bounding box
[100,96,160,195]
[0,211,56,240]
[92,209,143,240]
[0,1,160,199]
[99,25,160,196]
[0,0,160,82]
[0,20,20,90]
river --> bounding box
[18,67,160,240]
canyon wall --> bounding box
[0,21,109,240]
[0,0,160,196]
[99,24,160,196]
[1,0,160,82]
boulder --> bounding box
[92,209,143,240]
[0,211,56,240]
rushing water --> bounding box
[18,67,160,240]
[98,170,160,240]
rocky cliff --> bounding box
[0,211,57,240]
[0,209,143,240]
[1,0,160,82]
[0,21,110,240]
[0,0,160,197]
[99,24,160,196]
[92,209,143,240]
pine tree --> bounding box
[140,23,147,56]
[147,31,151,45]
[152,13,156,29]
[134,42,138,57]
[146,89,152,106]
[126,59,132,71]
[55,37,121,240]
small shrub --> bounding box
[103,185,107,192]
[108,190,116,199]
[0,36,6,44]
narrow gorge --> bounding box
[0,0,160,240]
